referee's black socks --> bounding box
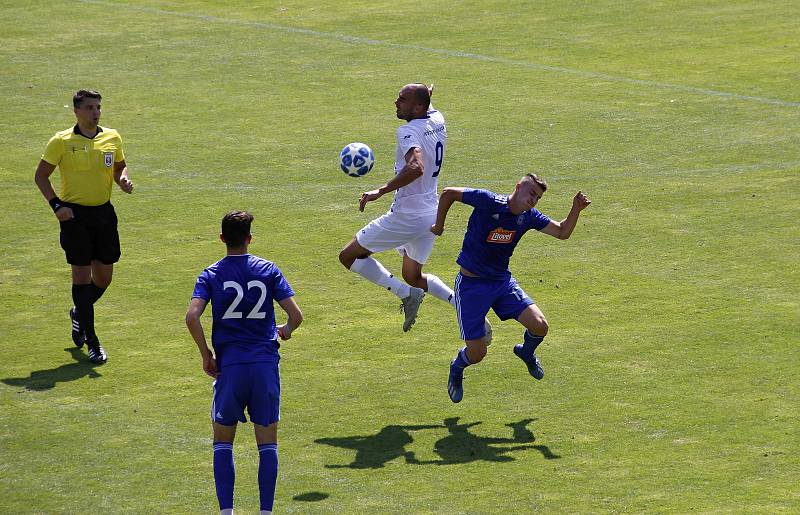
[72,284,97,342]
[90,282,107,304]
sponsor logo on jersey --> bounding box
[486,227,515,243]
[104,152,114,167]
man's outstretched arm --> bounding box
[540,191,591,240]
[430,187,465,235]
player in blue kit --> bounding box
[430,174,591,403]
[185,211,303,515]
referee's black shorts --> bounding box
[59,202,121,266]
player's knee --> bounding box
[401,269,422,287]
[533,316,549,336]
[71,269,92,284]
[95,276,112,288]
[521,307,549,336]
[338,249,354,269]
[466,340,487,363]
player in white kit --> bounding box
[339,83,459,332]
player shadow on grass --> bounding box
[410,417,560,465]
[316,423,442,469]
[1,347,102,391]
[315,418,559,469]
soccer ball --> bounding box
[339,142,375,177]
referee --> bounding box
[34,90,134,364]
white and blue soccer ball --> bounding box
[339,142,375,177]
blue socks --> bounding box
[451,347,472,371]
[520,330,544,359]
[258,443,278,511]
[213,442,235,510]
[213,441,279,511]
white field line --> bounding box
[77,0,800,108]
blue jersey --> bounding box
[192,254,294,368]
[456,189,551,280]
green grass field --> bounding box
[2,0,799,512]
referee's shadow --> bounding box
[315,417,559,469]
[1,347,102,391]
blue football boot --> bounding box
[513,344,544,380]
[448,360,464,403]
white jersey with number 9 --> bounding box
[391,109,447,216]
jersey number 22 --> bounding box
[222,280,268,319]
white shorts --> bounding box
[356,210,437,264]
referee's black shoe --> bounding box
[86,339,107,364]
[69,307,85,348]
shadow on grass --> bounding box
[315,417,559,469]
[293,491,329,502]
[316,423,441,469]
[416,417,561,465]
[1,347,102,391]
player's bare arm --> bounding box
[34,159,74,221]
[276,296,303,341]
[540,191,592,240]
[359,147,424,212]
[430,187,465,235]
[185,297,218,378]
[113,160,134,194]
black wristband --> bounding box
[48,197,64,213]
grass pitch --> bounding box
[1,0,798,512]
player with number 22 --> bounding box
[185,210,303,515]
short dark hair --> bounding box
[73,90,102,108]
[525,173,548,192]
[221,211,254,247]
[410,84,431,109]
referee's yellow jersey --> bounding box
[42,125,125,206]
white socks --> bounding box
[350,258,456,306]
[425,273,455,306]
[350,257,411,299]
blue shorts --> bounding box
[211,362,280,427]
[454,273,534,341]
